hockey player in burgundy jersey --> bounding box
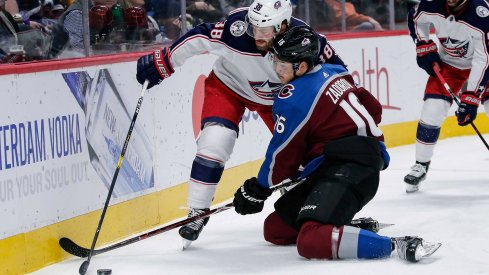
[405,0,489,192]
[233,26,441,262]
[135,0,345,248]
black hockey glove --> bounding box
[415,40,441,76]
[136,48,174,89]
[456,92,480,126]
[233,177,273,215]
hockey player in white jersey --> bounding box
[405,0,489,192]
[135,0,345,248]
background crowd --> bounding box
[0,0,414,63]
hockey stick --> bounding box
[433,65,489,151]
[77,80,149,275]
[60,178,302,259]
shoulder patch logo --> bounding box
[230,20,246,37]
[476,6,489,17]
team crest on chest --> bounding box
[249,80,282,100]
[278,84,294,99]
[476,6,489,17]
[230,20,246,37]
[439,37,470,58]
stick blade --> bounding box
[79,260,90,275]
[59,237,91,258]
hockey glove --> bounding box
[233,177,272,215]
[416,40,441,76]
[136,48,174,89]
[456,92,480,126]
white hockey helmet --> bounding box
[246,0,293,33]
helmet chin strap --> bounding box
[292,63,300,80]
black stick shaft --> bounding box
[433,67,489,151]
[64,178,300,258]
[80,80,149,274]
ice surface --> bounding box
[29,135,489,275]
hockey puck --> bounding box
[97,269,112,275]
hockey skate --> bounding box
[350,217,394,233]
[404,161,430,193]
[392,236,441,262]
[179,208,210,250]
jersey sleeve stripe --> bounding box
[170,34,262,57]
[228,7,248,15]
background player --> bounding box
[404,0,489,192]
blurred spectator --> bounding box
[5,0,18,13]
[1,0,30,62]
[59,0,116,51]
[350,0,409,26]
[150,0,182,40]
[219,0,252,14]
[115,0,161,43]
[16,0,39,12]
[293,0,335,30]
[4,0,44,29]
[15,0,46,29]
[1,0,19,45]
[324,0,384,32]
[186,0,223,23]
[40,0,65,22]
[2,0,53,63]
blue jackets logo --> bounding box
[230,20,246,37]
[439,37,469,58]
[249,80,282,100]
[476,6,489,17]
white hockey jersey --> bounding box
[168,8,345,105]
[408,0,489,93]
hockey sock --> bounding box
[353,227,392,259]
[187,155,224,208]
[415,121,440,162]
[296,222,392,259]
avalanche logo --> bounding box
[249,80,282,100]
[439,37,470,58]
[278,84,294,99]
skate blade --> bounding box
[405,183,419,193]
[378,223,394,231]
[419,241,442,258]
[182,239,193,251]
